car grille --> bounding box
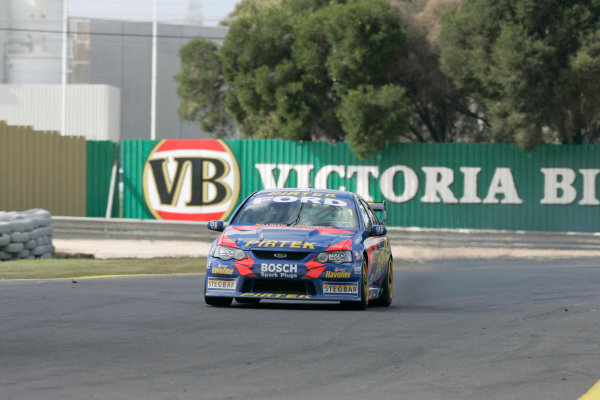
[251,250,310,261]
[242,279,316,295]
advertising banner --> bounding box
[121,139,600,232]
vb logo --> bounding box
[143,139,240,221]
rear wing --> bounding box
[368,200,387,225]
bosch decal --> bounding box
[260,263,298,278]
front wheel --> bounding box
[371,258,393,307]
[341,258,369,310]
[205,296,233,307]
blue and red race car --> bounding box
[204,188,393,309]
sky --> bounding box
[67,0,241,27]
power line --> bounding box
[0,26,225,40]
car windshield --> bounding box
[232,195,359,229]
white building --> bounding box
[0,0,227,141]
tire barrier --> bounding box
[0,209,54,261]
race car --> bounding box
[204,188,393,309]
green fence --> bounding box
[86,141,119,218]
[120,139,600,233]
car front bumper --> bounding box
[204,256,365,302]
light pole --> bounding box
[150,0,158,140]
[61,0,68,135]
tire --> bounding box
[205,296,233,307]
[10,232,29,243]
[236,298,261,304]
[0,222,10,234]
[37,227,52,236]
[17,249,30,259]
[371,258,393,307]
[32,245,48,256]
[341,258,369,310]
[28,229,39,240]
[25,240,36,250]
[10,219,34,232]
[3,242,24,253]
[0,234,9,247]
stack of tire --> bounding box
[0,209,54,261]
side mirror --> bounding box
[371,225,386,236]
[207,220,225,232]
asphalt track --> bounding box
[1,257,599,400]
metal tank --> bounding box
[6,0,64,83]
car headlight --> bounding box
[214,245,247,261]
[316,250,352,264]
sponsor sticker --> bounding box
[252,196,348,207]
[207,277,236,291]
[212,266,235,275]
[324,269,352,279]
[143,139,240,221]
[244,240,315,249]
[240,293,312,299]
[260,263,298,278]
[323,282,359,296]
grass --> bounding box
[0,258,207,280]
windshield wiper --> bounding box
[286,202,304,226]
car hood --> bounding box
[221,224,359,252]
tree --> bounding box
[176,0,484,157]
[174,38,236,137]
[439,0,600,148]
[218,0,414,157]
[391,0,488,144]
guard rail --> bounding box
[52,217,600,250]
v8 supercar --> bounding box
[204,188,393,309]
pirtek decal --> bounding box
[244,240,315,249]
[240,293,312,299]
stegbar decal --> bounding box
[143,139,240,221]
[323,282,359,296]
[207,277,236,291]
